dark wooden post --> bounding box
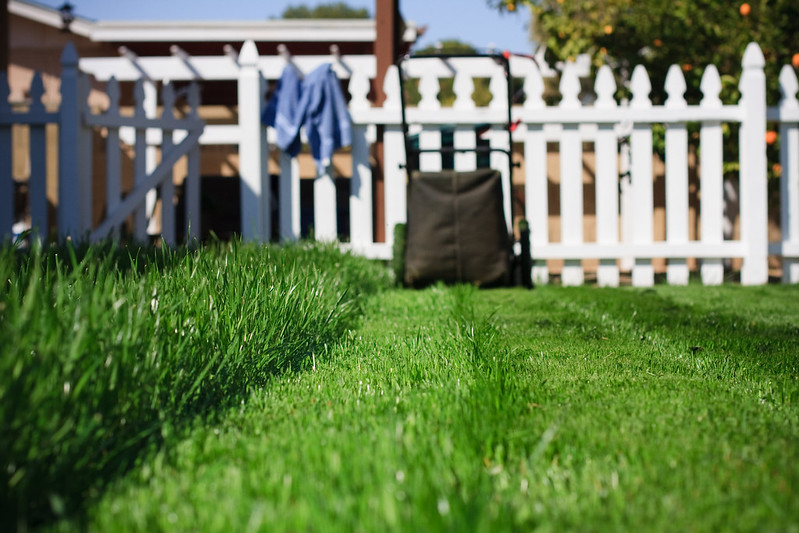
[1,1,9,71]
[372,0,402,241]
[374,0,401,106]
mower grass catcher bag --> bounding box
[403,168,512,287]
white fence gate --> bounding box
[3,41,799,287]
[1,43,204,245]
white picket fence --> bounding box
[379,44,799,287]
[3,40,799,287]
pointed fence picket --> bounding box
[58,44,92,238]
[629,65,656,287]
[739,44,769,286]
[664,65,690,286]
[558,63,585,286]
[593,66,620,287]
[699,65,725,285]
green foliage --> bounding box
[496,0,799,105]
[78,283,799,531]
[0,240,389,530]
[281,2,369,19]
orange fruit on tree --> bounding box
[793,53,799,69]
[766,131,777,145]
[739,3,751,16]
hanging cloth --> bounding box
[262,63,352,172]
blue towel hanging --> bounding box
[263,63,352,173]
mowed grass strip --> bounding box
[82,283,799,532]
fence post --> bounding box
[58,43,82,238]
[738,42,768,285]
[237,40,269,241]
[58,42,91,240]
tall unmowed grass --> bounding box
[0,240,390,529]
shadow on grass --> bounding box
[488,285,799,381]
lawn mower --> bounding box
[392,51,532,288]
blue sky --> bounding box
[32,0,534,53]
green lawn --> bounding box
[2,244,798,531]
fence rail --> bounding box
[3,40,798,286]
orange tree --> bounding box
[492,0,799,105]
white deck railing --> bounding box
[3,41,798,286]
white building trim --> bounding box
[9,0,419,45]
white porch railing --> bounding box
[4,40,799,287]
